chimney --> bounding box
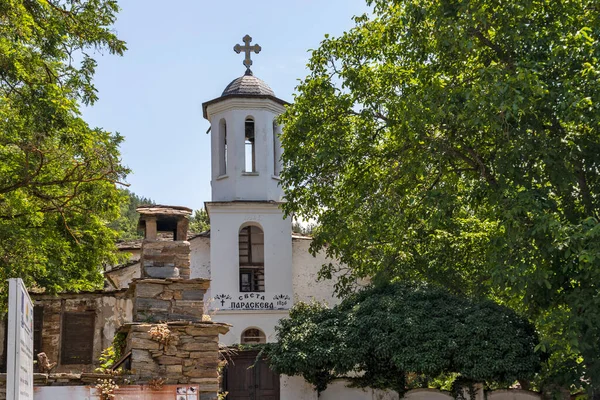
[137,205,192,279]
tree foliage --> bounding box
[291,220,317,236]
[266,283,540,394]
[279,0,600,389]
[110,193,208,240]
[0,0,127,298]
[109,190,154,241]
[189,209,210,234]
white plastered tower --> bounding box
[202,41,292,344]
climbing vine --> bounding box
[96,331,128,373]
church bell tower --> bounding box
[202,36,293,341]
[203,35,286,202]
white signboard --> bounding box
[7,278,34,400]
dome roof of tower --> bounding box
[202,71,288,119]
[221,71,275,97]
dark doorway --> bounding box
[225,351,279,400]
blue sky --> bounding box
[83,0,370,211]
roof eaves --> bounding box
[202,94,289,119]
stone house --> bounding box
[0,207,230,400]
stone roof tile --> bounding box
[221,72,275,97]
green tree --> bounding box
[292,220,317,236]
[279,0,600,390]
[189,209,210,234]
[109,189,155,240]
[266,283,540,395]
[0,0,127,299]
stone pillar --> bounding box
[137,206,193,279]
[123,321,230,395]
[131,278,209,323]
[140,241,190,279]
[144,216,157,240]
[176,218,189,241]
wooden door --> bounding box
[255,358,279,400]
[225,351,279,400]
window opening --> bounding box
[33,305,43,358]
[241,328,266,344]
[61,312,95,364]
[245,118,256,172]
[238,225,264,292]
[273,121,281,176]
[219,118,227,175]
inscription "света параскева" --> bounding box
[214,293,291,310]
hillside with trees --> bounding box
[110,190,209,240]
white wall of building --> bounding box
[190,235,210,279]
[191,232,343,312]
[206,98,285,202]
[191,234,343,307]
[319,381,400,400]
[210,310,288,345]
[280,376,319,400]
[206,202,293,312]
[291,237,341,307]
[106,263,141,290]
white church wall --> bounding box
[190,235,211,279]
[318,380,400,400]
[191,232,343,309]
[404,389,452,400]
[280,375,319,400]
[207,98,285,202]
[292,237,342,307]
[208,202,293,312]
[280,376,402,400]
[210,310,288,345]
[401,388,541,400]
[487,390,542,400]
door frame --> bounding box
[224,350,280,400]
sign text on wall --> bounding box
[7,278,34,400]
[214,293,292,310]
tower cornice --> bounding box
[203,95,288,120]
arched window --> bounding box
[241,328,266,344]
[219,118,227,176]
[238,225,264,292]
[273,120,282,176]
[244,117,256,172]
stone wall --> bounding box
[141,240,191,279]
[123,321,229,392]
[0,291,132,374]
[0,372,129,400]
[131,278,209,322]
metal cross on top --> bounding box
[234,34,262,74]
